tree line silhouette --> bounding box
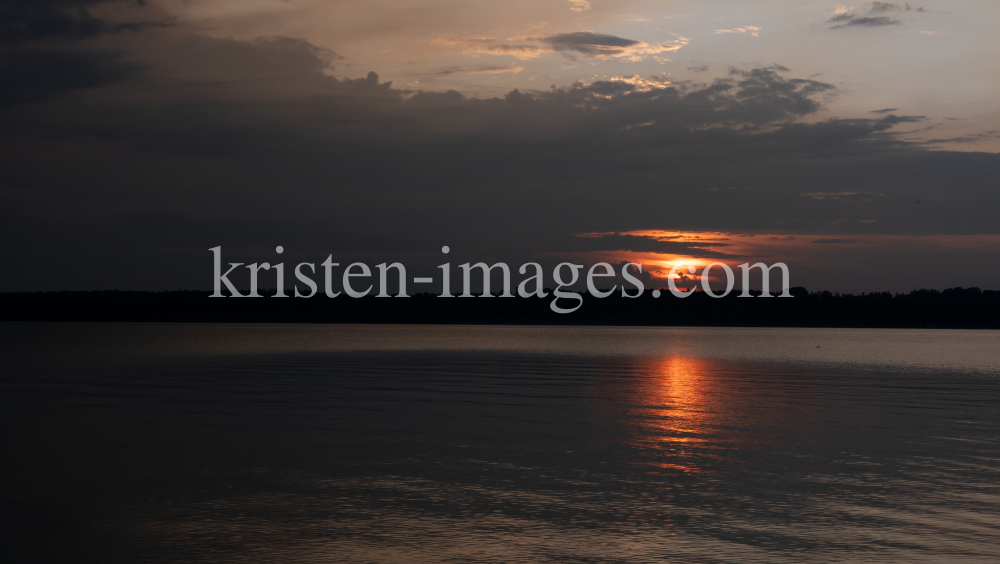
[1,287,997,328]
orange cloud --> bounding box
[566,230,1000,286]
[714,26,762,37]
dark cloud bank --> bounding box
[0,0,167,42]
[1,5,998,292]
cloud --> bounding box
[878,114,925,124]
[545,32,642,56]
[432,36,546,59]
[871,108,898,114]
[766,115,926,150]
[0,1,169,108]
[568,233,738,258]
[148,35,344,84]
[829,15,901,29]
[434,32,689,62]
[925,131,1000,144]
[434,65,523,75]
[567,0,591,12]
[2,34,998,293]
[869,2,902,13]
[687,64,709,73]
[827,2,928,30]
[0,0,169,43]
[812,239,860,244]
[713,26,762,37]
[607,74,671,91]
[0,48,140,108]
[870,2,927,13]
[542,31,690,61]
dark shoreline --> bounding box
[2,288,997,328]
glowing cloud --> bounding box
[568,230,1000,287]
[608,74,671,91]
[714,26,762,37]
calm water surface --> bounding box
[1,323,998,563]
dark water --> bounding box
[1,323,998,563]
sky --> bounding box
[1,0,998,293]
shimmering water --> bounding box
[1,323,998,563]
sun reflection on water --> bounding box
[611,356,735,475]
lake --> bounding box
[1,323,998,562]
